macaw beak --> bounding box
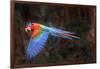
[25,26,31,32]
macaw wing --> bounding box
[42,25,80,39]
[25,31,49,60]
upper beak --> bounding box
[25,26,31,32]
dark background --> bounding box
[11,1,96,68]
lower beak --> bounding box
[25,27,31,32]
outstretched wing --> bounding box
[41,25,80,39]
[25,31,49,60]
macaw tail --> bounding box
[49,28,80,39]
[41,25,80,39]
[25,31,49,61]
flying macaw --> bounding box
[25,23,80,61]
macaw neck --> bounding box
[31,23,44,39]
[31,23,41,31]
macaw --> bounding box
[25,23,80,61]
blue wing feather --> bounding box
[25,31,49,60]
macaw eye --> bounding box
[32,23,34,25]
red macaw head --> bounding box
[25,23,33,32]
[25,22,42,38]
[25,22,41,32]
